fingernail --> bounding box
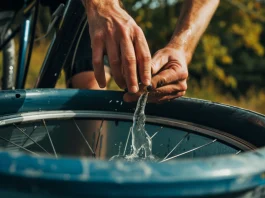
[130,86,138,93]
[147,85,153,92]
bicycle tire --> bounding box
[0,89,265,198]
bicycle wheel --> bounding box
[0,89,265,198]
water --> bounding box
[110,93,159,162]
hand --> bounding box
[123,47,188,103]
[84,0,151,93]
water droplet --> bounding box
[118,142,123,155]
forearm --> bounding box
[168,0,219,63]
[82,0,123,18]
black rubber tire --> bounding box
[0,89,265,148]
[0,89,265,198]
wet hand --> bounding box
[85,0,151,93]
[124,47,188,103]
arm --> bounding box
[167,0,220,64]
[124,0,220,103]
[83,0,151,93]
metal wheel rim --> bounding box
[0,110,254,152]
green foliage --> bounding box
[123,0,265,93]
[1,1,265,113]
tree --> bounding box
[123,0,265,96]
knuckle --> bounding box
[134,26,144,35]
[106,23,113,36]
[181,70,189,80]
[124,56,137,66]
[170,66,189,80]
[120,26,129,37]
[109,59,121,67]
[92,59,102,67]
[93,31,104,40]
[179,81,188,91]
[138,55,151,65]
[170,65,179,73]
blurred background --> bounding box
[0,0,265,113]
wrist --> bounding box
[166,41,193,64]
[83,0,121,18]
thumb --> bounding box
[151,51,169,75]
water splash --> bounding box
[110,92,159,162]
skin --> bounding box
[124,0,220,103]
[83,0,219,102]
[71,70,111,89]
[83,0,151,93]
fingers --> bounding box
[149,83,187,97]
[151,48,187,75]
[123,62,188,103]
[120,36,139,93]
[151,51,170,75]
[148,91,186,103]
[134,27,151,86]
[106,37,126,89]
[123,82,187,103]
[91,33,106,88]
[151,65,188,88]
[123,89,186,103]
[123,91,142,102]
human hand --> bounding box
[84,0,151,93]
[123,47,188,103]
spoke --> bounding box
[42,120,57,158]
[0,135,39,156]
[162,133,190,161]
[13,124,51,156]
[98,135,103,157]
[236,150,241,155]
[160,139,217,163]
[73,119,95,156]
[150,126,163,140]
[21,125,37,147]
[123,127,132,156]
[95,119,104,152]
